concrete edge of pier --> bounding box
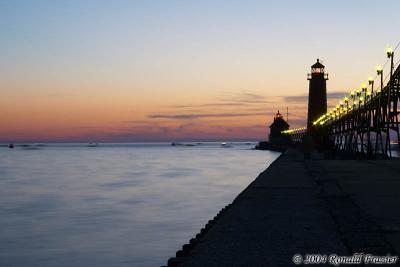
[162,149,400,267]
[162,153,286,267]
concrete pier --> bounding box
[165,150,400,266]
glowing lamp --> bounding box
[376,65,383,75]
[386,47,394,58]
[361,84,367,91]
[368,77,374,85]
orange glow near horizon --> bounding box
[1,73,313,142]
[0,83,339,142]
[1,1,398,142]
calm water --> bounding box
[0,142,279,267]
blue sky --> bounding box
[0,0,399,141]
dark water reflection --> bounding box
[0,143,279,267]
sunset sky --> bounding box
[1,0,399,142]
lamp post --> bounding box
[361,83,368,108]
[366,87,373,156]
[366,91,371,100]
[376,65,383,111]
[376,65,383,92]
[355,89,361,111]
[386,47,394,157]
[368,76,374,95]
[375,64,383,155]
[351,91,355,109]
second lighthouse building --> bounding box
[307,59,328,128]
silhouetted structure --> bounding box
[269,110,290,143]
[307,59,328,128]
[284,49,400,158]
[256,110,290,151]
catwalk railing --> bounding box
[282,127,306,145]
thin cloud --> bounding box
[282,91,348,103]
[170,102,251,109]
[219,92,272,104]
[283,95,308,102]
[148,112,270,120]
[170,94,275,109]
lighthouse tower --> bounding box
[307,59,328,127]
[307,59,328,128]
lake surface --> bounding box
[0,142,280,267]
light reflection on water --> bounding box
[0,143,279,267]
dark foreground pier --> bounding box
[165,150,400,266]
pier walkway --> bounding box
[166,150,400,266]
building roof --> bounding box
[269,111,290,129]
[311,58,324,68]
